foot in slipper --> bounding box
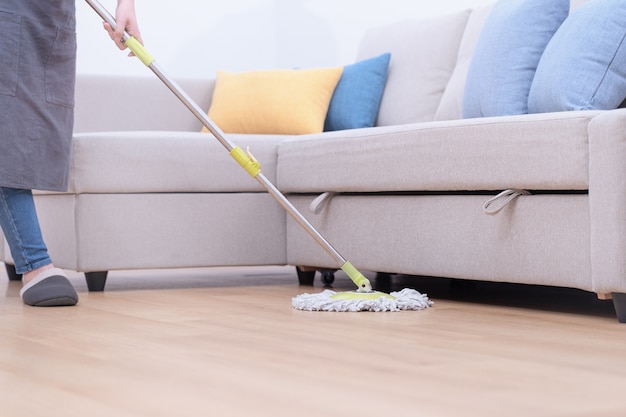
[20,268,79,307]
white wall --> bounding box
[77,0,494,79]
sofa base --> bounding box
[32,192,288,273]
[286,193,593,289]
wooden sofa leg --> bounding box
[612,293,626,323]
[85,271,108,292]
[4,263,22,281]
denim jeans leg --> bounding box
[0,187,52,274]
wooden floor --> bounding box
[1,265,626,417]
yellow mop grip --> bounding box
[230,146,261,178]
[125,36,154,67]
[341,261,373,292]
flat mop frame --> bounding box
[84,0,373,293]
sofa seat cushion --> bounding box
[67,131,289,193]
[277,111,600,193]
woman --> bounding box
[0,0,142,306]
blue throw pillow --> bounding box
[324,53,391,131]
[528,0,626,113]
[462,0,569,118]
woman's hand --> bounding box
[103,0,143,56]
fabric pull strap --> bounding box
[309,192,336,214]
[483,189,530,215]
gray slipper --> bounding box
[20,268,79,307]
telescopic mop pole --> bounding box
[84,0,372,292]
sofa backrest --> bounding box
[356,9,472,126]
[361,0,589,125]
[73,75,215,133]
[434,5,494,121]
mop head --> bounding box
[292,288,433,312]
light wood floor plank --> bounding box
[1,265,626,416]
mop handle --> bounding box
[84,0,373,292]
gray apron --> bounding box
[0,0,76,191]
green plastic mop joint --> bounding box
[125,36,154,66]
[230,146,261,178]
[341,261,373,292]
[330,290,395,301]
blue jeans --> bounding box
[0,187,52,274]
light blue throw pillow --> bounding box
[462,0,569,118]
[324,53,391,131]
[528,0,626,113]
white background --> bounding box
[76,0,495,79]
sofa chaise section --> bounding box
[277,109,626,319]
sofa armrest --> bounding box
[73,74,215,133]
[588,108,626,293]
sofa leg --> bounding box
[4,263,22,281]
[295,266,316,286]
[85,271,108,292]
[612,293,626,323]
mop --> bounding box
[85,0,432,312]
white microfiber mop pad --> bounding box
[292,288,433,312]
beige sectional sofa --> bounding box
[4,0,626,322]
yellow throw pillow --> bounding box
[205,67,343,135]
